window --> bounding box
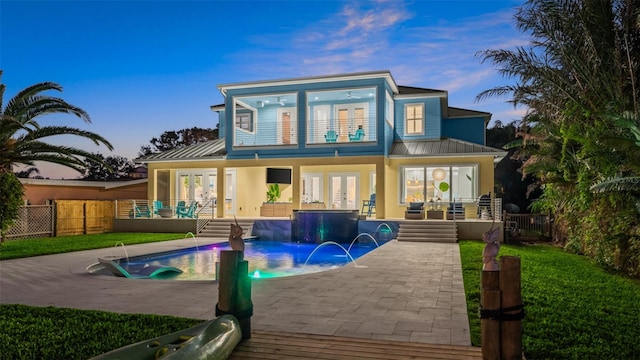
[235,112,253,132]
[405,104,424,135]
[301,173,323,203]
[400,165,478,204]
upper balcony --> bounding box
[231,87,379,148]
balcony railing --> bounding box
[232,116,377,147]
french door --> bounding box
[329,173,359,209]
[176,170,217,211]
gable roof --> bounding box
[135,138,226,163]
[390,138,506,158]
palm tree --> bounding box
[0,70,113,174]
[476,0,640,274]
[0,71,113,242]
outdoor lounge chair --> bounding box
[361,194,376,217]
[134,204,151,218]
[447,202,465,220]
[348,128,365,141]
[405,202,424,219]
[176,201,198,218]
[324,130,338,142]
[98,258,183,279]
[152,200,163,215]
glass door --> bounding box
[329,173,359,209]
[176,170,217,216]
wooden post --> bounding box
[481,271,501,360]
[217,250,240,316]
[500,256,522,360]
[236,260,252,339]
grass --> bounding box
[0,304,202,359]
[460,240,640,360]
[0,232,182,260]
[2,234,640,358]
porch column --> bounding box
[216,165,224,218]
[375,159,385,219]
[291,164,301,210]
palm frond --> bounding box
[591,176,640,193]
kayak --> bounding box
[90,315,242,360]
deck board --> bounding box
[229,331,483,360]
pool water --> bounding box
[120,240,383,280]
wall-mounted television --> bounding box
[266,168,292,184]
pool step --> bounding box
[396,220,458,243]
[198,218,256,239]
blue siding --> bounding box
[394,97,442,141]
[442,117,486,145]
[224,78,389,160]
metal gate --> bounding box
[504,213,552,243]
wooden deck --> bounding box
[229,331,483,359]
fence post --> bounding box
[216,250,252,340]
[500,256,523,360]
[481,271,501,360]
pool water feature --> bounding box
[117,240,384,280]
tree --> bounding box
[0,71,113,240]
[138,127,218,156]
[82,153,135,181]
[14,167,42,179]
[0,172,24,242]
[477,0,640,276]
[487,120,540,213]
[0,71,113,173]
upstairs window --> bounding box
[235,112,253,132]
[405,104,424,135]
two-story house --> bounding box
[137,70,505,219]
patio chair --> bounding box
[177,201,198,218]
[348,127,365,141]
[98,258,182,279]
[447,202,465,220]
[134,204,151,218]
[152,200,163,215]
[324,130,338,142]
[361,194,376,216]
[404,202,424,219]
[175,200,186,216]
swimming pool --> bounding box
[117,239,385,280]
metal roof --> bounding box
[136,138,226,163]
[390,138,507,158]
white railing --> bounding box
[232,116,377,147]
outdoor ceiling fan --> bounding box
[276,96,286,105]
[340,91,361,100]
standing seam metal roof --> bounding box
[390,138,505,157]
[136,137,504,162]
[136,138,226,162]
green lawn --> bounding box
[0,233,182,260]
[460,240,640,360]
[0,304,201,360]
[2,234,639,359]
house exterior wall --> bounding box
[22,181,147,205]
[394,97,443,140]
[139,71,503,221]
[442,116,487,144]
[384,156,495,219]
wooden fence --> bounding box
[56,200,115,236]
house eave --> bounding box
[218,70,399,96]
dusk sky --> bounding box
[1,0,527,179]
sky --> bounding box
[1,0,528,179]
